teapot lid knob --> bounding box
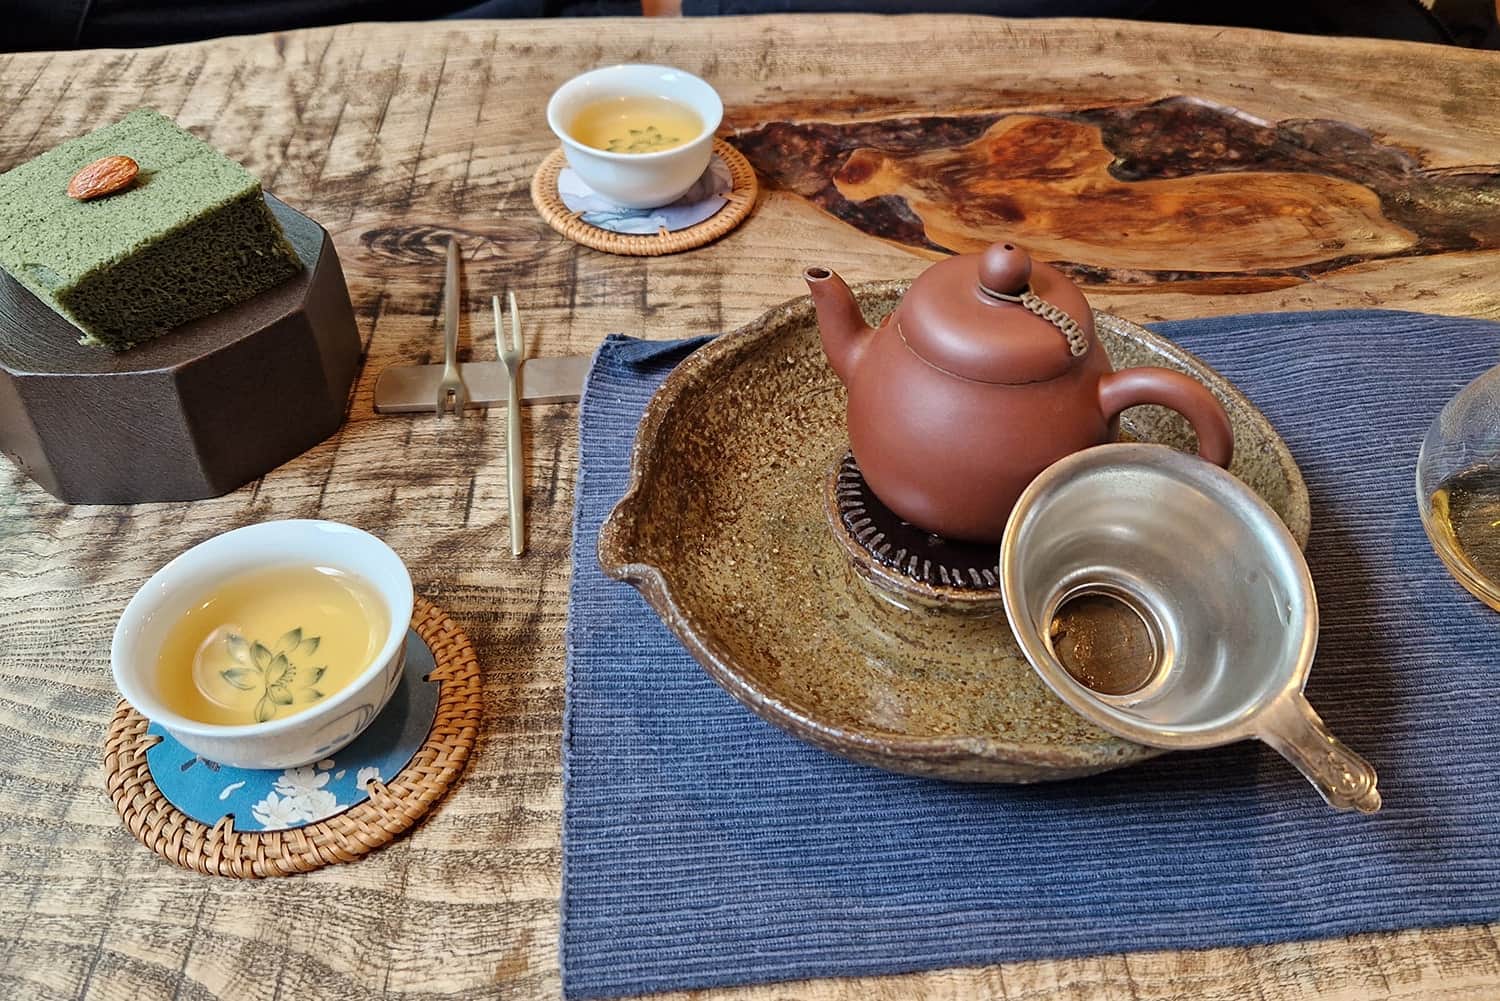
[977,242,1032,299]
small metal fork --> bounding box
[436,238,467,417]
[495,290,526,556]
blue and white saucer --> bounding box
[531,139,759,256]
[145,627,439,833]
[557,155,733,235]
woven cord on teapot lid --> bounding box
[891,241,1097,385]
[980,288,1091,358]
[977,244,1090,358]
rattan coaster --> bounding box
[103,596,481,878]
[530,139,758,256]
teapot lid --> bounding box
[896,242,1095,385]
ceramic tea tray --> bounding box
[598,282,1309,782]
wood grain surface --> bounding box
[1,15,1499,1001]
[732,97,1499,291]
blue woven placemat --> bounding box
[563,310,1500,1000]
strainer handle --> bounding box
[1259,695,1382,813]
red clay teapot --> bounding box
[805,241,1234,544]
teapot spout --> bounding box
[804,266,872,386]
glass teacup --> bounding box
[1416,363,1500,611]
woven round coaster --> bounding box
[530,139,758,256]
[103,596,481,878]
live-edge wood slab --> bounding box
[1,15,1498,1001]
[733,96,1500,293]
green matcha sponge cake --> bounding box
[0,108,301,350]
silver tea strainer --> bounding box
[1000,443,1381,813]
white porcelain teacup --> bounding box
[111,520,414,770]
[547,64,723,209]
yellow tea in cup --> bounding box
[155,565,389,726]
[569,95,702,154]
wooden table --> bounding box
[2,15,1499,1000]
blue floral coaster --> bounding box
[145,627,440,833]
[557,155,732,234]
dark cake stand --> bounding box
[0,195,360,504]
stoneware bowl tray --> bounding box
[598,282,1309,782]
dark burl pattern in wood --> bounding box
[731,96,1500,289]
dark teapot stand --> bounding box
[824,451,1004,616]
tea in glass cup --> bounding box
[1417,363,1500,610]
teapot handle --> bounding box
[1097,367,1234,467]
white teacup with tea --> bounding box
[547,63,723,208]
[112,520,413,770]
